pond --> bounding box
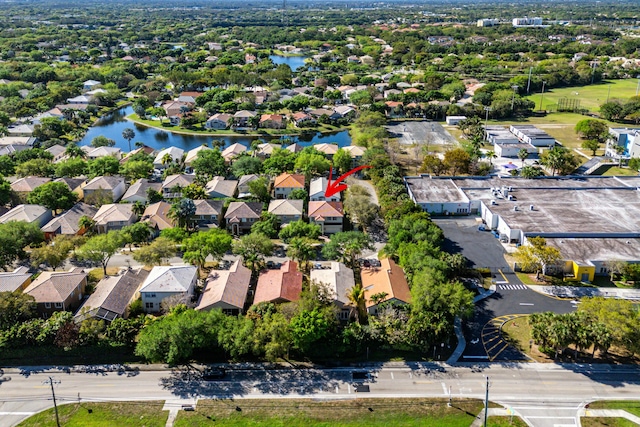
[77,106,352,153]
[269,54,308,71]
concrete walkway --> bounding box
[470,408,533,427]
[530,285,640,300]
[163,399,197,427]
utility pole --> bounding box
[483,376,490,427]
[636,75,640,96]
[484,106,491,140]
[44,376,61,427]
[526,67,532,94]
[511,85,519,111]
[539,81,547,112]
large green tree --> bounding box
[76,231,125,276]
[322,231,372,270]
[0,291,37,330]
[182,228,233,273]
[192,149,227,180]
[232,232,274,275]
[0,221,44,270]
[27,181,77,213]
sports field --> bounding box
[526,79,640,113]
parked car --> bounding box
[202,368,226,380]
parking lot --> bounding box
[386,121,457,148]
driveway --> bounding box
[434,217,575,361]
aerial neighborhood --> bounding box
[3,3,640,424]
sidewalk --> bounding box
[530,285,640,300]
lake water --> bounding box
[78,106,351,153]
[269,54,308,70]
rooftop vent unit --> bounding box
[508,195,514,201]
[529,205,535,211]
[513,206,518,211]
[491,200,497,205]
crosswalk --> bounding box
[497,284,528,290]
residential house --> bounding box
[196,260,252,315]
[7,124,35,137]
[177,92,203,104]
[120,145,155,164]
[385,101,404,118]
[308,108,334,119]
[83,176,127,203]
[153,146,185,169]
[268,199,304,225]
[10,176,51,200]
[253,261,303,305]
[93,203,136,233]
[384,89,402,99]
[259,114,286,129]
[141,201,173,234]
[360,258,411,314]
[162,101,192,125]
[309,177,340,201]
[139,265,197,313]
[310,262,355,321]
[66,95,93,104]
[254,143,280,158]
[285,143,304,154]
[184,145,211,168]
[205,177,238,199]
[225,201,262,235]
[46,144,67,163]
[41,202,98,239]
[313,143,339,159]
[205,113,232,130]
[237,174,260,198]
[193,199,223,228]
[290,112,316,127]
[83,80,101,91]
[54,177,86,199]
[331,106,356,120]
[308,201,344,235]
[273,173,305,199]
[75,268,150,322]
[341,145,365,168]
[121,178,162,203]
[0,204,52,227]
[221,143,247,163]
[83,146,122,160]
[0,266,32,293]
[162,174,196,199]
[24,268,88,316]
[232,110,257,129]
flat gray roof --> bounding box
[405,177,468,203]
[545,238,640,263]
[484,187,640,235]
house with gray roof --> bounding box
[193,199,224,228]
[139,265,197,313]
[162,174,195,199]
[83,176,127,203]
[75,268,149,322]
[154,146,185,169]
[309,177,340,202]
[268,199,303,225]
[93,203,136,233]
[121,178,162,203]
[0,266,32,293]
[10,176,51,197]
[24,268,88,316]
[41,202,98,239]
[310,262,355,321]
[225,202,262,235]
[205,177,238,199]
[0,204,52,227]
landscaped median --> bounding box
[15,398,527,427]
[581,400,640,427]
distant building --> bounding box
[477,19,499,27]
[512,17,544,27]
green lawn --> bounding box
[525,79,640,113]
[17,402,167,427]
[582,418,638,427]
[174,398,490,427]
[603,167,638,176]
[587,401,640,417]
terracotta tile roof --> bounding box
[196,260,251,310]
[360,258,411,308]
[274,173,305,189]
[24,270,87,303]
[254,261,303,304]
[308,201,343,218]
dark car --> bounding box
[202,368,226,380]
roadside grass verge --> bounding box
[174,398,510,427]
[17,401,167,427]
[587,401,640,417]
[581,418,638,427]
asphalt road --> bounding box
[2,363,640,427]
[434,218,576,362]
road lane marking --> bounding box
[519,303,534,306]
[498,269,509,282]
[0,412,35,415]
[390,372,394,380]
[441,382,447,394]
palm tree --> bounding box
[589,322,612,359]
[286,237,315,275]
[485,150,496,166]
[131,201,146,217]
[65,143,86,158]
[161,153,173,168]
[212,139,225,150]
[346,283,368,325]
[517,148,529,167]
[122,128,135,153]
[168,198,196,230]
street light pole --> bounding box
[539,81,547,112]
[484,376,490,427]
[484,106,491,140]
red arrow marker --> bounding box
[324,165,372,198]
